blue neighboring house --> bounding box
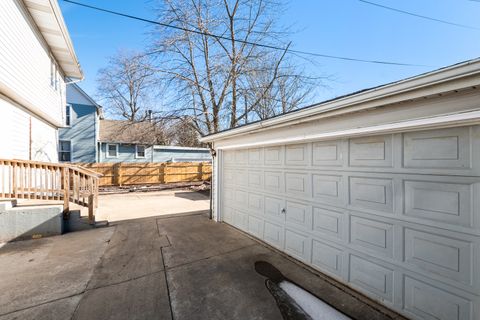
[59,84,211,163]
[59,83,103,163]
[98,119,211,163]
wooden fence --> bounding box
[78,162,212,187]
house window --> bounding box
[59,140,71,162]
[65,104,71,126]
[107,144,118,158]
[136,145,146,158]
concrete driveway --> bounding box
[95,189,210,222]
[0,212,403,320]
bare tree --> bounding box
[149,0,323,135]
[97,50,158,121]
[171,117,205,147]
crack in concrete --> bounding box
[0,291,84,318]
[157,219,175,320]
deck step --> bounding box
[64,210,109,232]
[0,199,17,211]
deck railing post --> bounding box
[88,194,95,224]
[62,167,70,215]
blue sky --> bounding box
[59,0,480,105]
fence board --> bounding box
[79,162,211,187]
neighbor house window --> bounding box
[59,140,71,162]
[65,104,71,126]
[136,145,146,158]
[107,144,118,158]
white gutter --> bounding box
[200,58,480,143]
[215,110,480,150]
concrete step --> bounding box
[0,199,17,212]
[0,204,64,242]
[64,210,109,232]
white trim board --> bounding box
[215,110,480,150]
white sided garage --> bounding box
[201,59,480,320]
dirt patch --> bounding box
[99,181,210,195]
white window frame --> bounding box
[65,104,71,127]
[106,143,119,158]
[59,140,72,162]
[135,145,146,159]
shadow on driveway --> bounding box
[0,213,405,320]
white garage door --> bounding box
[220,125,480,320]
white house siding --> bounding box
[0,96,29,159]
[0,95,58,162]
[0,0,66,127]
[30,115,58,162]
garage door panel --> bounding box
[404,228,474,288]
[403,275,473,320]
[248,215,264,238]
[234,149,248,164]
[312,140,344,167]
[264,221,284,249]
[312,207,344,241]
[223,150,235,164]
[349,134,393,168]
[312,173,347,206]
[247,193,263,214]
[312,239,344,278]
[404,127,471,170]
[404,180,475,228]
[285,172,311,197]
[285,201,312,229]
[349,254,394,303]
[285,143,310,166]
[223,206,234,224]
[264,146,283,165]
[223,188,234,202]
[350,215,394,258]
[285,228,311,262]
[223,169,235,185]
[233,169,248,186]
[248,170,263,189]
[264,196,285,221]
[264,170,284,192]
[248,148,263,165]
[349,176,395,214]
[233,210,248,230]
[234,189,247,206]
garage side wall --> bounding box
[219,125,480,320]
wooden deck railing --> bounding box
[0,159,101,224]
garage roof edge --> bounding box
[200,57,480,143]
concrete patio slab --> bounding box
[157,213,256,268]
[96,190,210,222]
[0,296,82,320]
[86,221,166,289]
[73,272,171,320]
[0,227,113,316]
[0,209,404,320]
[161,216,403,320]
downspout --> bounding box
[208,142,216,220]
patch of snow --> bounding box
[279,281,352,320]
